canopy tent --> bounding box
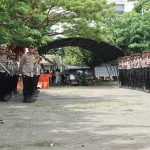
[38,37,125,62]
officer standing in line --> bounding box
[11,53,19,95]
[124,56,128,87]
[136,53,142,90]
[117,57,123,87]
[126,56,131,88]
[19,45,36,103]
[121,57,126,87]
[146,51,150,93]
[0,44,8,102]
[33,47,40,93]
[32,56,42,97]
[4,50,12,100]
[133,54,138,89]
[130,54,135,89]
[32,47,40,97]
[141,51,148,91]
[3,51,16,101]
[13,54,20,94]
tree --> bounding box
[108,10,150,54]
[62,46,103,76]
[128,0,150,13]
[0,0,115,46]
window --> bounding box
[114,4,124,14]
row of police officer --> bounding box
[0,44,42,103]
[118,50,150,93]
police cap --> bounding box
[117,57,122,60]
[142,50,148,53]
[28,45,35,49]
[134,53,141,56]
[130,54,135,57]
[0,44,7,50]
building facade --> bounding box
[108,0,134,14]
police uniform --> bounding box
[0,44,8,101]
[130,54,135,89]
[13,55,19,94]
[141,50,148,91]
[32,57,41,97]
[126,56,131,87]
[136,53,142,89]
[117,57,123,86]
[4,53,15,101]
[133,54,139,89]
[146,51,150,92]
[19,45,36,103]
[121,57,126,87]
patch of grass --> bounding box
[66,100,143,110]
[124,109,134,112]
[52,105,61,109]
[0,143,22,150]
[18,89,23,93]
[31,140,53,147]
[0,145,5,148]
[119,102,143,107]
[34,103,48,107]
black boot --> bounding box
[3,93,12,101]
[1,96,8,102]
[32,91,38,97]
[30,95,36,101]
[13,90,19,94]
[23,95,36,103]
[35,89,40,94]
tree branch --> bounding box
[27,11,72,29]
[46,28,76,37]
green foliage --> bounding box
[63,47,102,66]
[0,0,115,46]
[109,9,150,54]
[129,0,150,13]
[0,0,117,69]
[31,140,53,147]
[62,46,103,76]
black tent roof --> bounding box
[38,37,125,62]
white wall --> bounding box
[108,0,134,14]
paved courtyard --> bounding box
[0,82,150,150]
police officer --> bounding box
[141,50,148,91]
[146,51,150,93]
[130,54,135,89]
[4,50,12,100]
[32,56,42,97]
[19,45,36,103]
[121,57,126,87]
[136,53,142,90]
[126,56,131,88]
[32,47,41,97]
[117,57,123,87]
[133,54,138,89]
[3,51,15,101]
[0,44,8,101]
[13,54,20,94]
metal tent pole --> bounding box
[109,62,116,81]
[112,65,118,81]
